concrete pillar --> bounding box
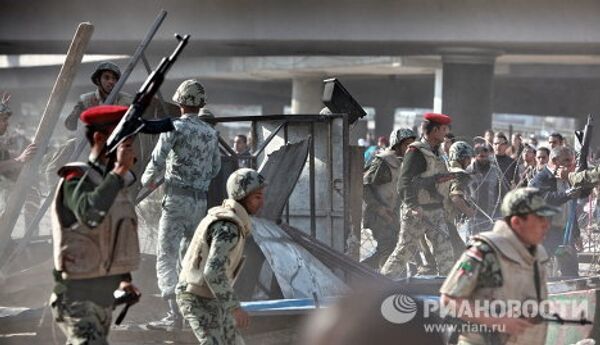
[291,77,323,114]
[260,75,349,251]
[433,68,443,113]
[441,49,499,139]
[374,76,401,138]
[375,104,396,139]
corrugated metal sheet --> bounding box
[252,217,348,299]
[257,139,310,221]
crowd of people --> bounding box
[361,117,599,279]
[358,113,600,344]
[2,59,600,344]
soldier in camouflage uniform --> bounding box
[49,105,141,345]
[440,187,559,345]
[64,62,133,132]
[361,128,416,269]
[177,168,266,345]
[0,93,37,177]
[446,141,476,254]
[380,113,455,278]
[142,79,221,330]
[0,93,37,228]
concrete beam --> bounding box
[3,0,600,56]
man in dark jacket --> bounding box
[528,146,580,276]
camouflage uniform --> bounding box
[380,138,455,278]
[0,99,39,232]
[142,80,221,325]
[362,128,416,269]
[446,142,475,254]
[0,100,13,213]
[440,188,559,345]
[177,169,266,345]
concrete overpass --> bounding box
[2,0,600,138]
[2,0,600,56]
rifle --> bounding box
[561,115,593,252]
[473,313,592,345]
[534,313,592,325]
[575,115,593,174]
[104,33,190,155]
[412,172,469,201]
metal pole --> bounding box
[253,121,286,158]
[327,119,334,246]
[284,122,290,224]
[310,122,316,238]
[342,115,350,249]
[105,9,167,105]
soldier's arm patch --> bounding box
[475,242,503,288]
[440,240,494,297]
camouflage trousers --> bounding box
[380,207,454,278]
[176,292,245,345]
[50,293,113,345]
[157,193,207,298]
[361,208,399,269]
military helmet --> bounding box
[90,61,121,85]
[389,128,417,148]
[501,187,559,217]
[226,168,267,201]
[172,79,206,107]
[448,141,475,162]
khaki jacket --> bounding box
[371,149,402,206]
[52,163,139,280]
[409,140,450,206]
[461,221,549,345]
[179,199,252,298]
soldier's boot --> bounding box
[414,254,437,276]
[147,297,183,331]
[415,239,438,275]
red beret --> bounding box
[80,105,128,127]
[423,112,451,125]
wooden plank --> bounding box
[0,23,94,258]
